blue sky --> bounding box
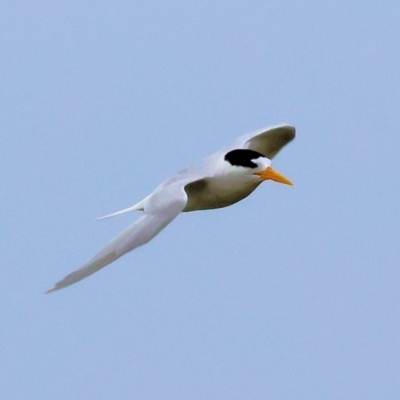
[2,2,400,399]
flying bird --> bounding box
[47,124,295,293]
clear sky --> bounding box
[2,2,400,399]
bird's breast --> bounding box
[183,177,260,212]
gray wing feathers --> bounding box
[222,124,295,159]
[246,125,295,159]
[46,250,119,293]
[46,216,161,293]
[46,182,188,293]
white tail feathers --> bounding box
[97,203,143,220]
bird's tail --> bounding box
[97,201,144,220]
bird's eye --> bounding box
[224,149,264,169]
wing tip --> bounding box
[276,124,296,139]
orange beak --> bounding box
[254,167,293,186]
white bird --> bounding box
[47,124,295,293]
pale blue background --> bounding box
[2,2,400,399]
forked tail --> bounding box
[97,202,144,220]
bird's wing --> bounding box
[220,124,295,160]
[46,180,191,293]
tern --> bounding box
[47,124,295,293]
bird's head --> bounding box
[224,149,293,186]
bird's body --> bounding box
[47,124,295,293]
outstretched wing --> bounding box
[46,181,189,293]
[221,124,295,160]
